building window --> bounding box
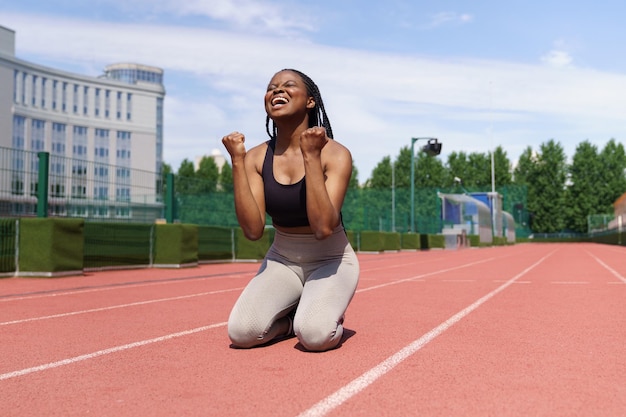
[72,126,88,199]
[73,84,79,114]
[12,115,25,149]
[126,93,132,120]
[21,72,27,104]
[29,119,46,197]
[52,80,58,110]
[116,131,131,161]
[51,123,66,155]
[83,86,89,115]
[116,91,122,120]
[62,82,68,112]
[94,128,110,160]
[13,70,18,103]
[72,126,88,158]
[105,90,111,118]
[50,123,67,198]
[31,119,45,152]
[95,88,100,117]
[116,131,131,201]
[41,77,47,108]
[11,116,26,196]
[31,75,38,107]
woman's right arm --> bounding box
[222,132,266,240]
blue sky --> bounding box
[3,0,626,183]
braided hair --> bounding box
[265,69,334,140]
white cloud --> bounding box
[427,12,474,28]
[93,0,315,36]
[541,49,573,68]
[5,12,626,182]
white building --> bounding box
[0,25,166,219]
[194,149,227,173]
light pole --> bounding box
[391,159,395,232]
[410,137,442,233]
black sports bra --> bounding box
[262,140,310,227]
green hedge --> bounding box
[234,228,273,260]
[400,233,421,250]
[84,222,153,269]
[18,218,84,277]
[154,224,198,267]
[198,226,234,261]
[0,219,16,275]
[3,218,539,277]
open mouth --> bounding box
[271,96,289,108]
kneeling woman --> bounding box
[222,69,359,352]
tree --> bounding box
[219,162,233,192]
[527,140,567,233]
[349,162,360,189]
[513,146,535,185]
[175,158,196,194]
[492,146,513,186]
[159,162,172,197]
[367,156,392,189]
[196,156,219,193]
[597,139,626,214]
[565,141,601,233]
[414,150,446,188]
[444,147,511,190]
[445,151,470,188]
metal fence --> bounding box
[0,147,530,236]
[0,147,164,222]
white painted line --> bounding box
[1,288,243,326]
[0,273,250,303]
[587,251,626,283]
[356,258,495,293]
[442,279,475,283]
[296,251,554,417]
[0,322,227,381]
[551,281,589,285]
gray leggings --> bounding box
[227,226,360,351]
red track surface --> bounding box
[1,243,625,416]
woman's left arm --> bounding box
[301,127,352,240]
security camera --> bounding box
[422,138,442,156]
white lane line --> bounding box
[0,288,243,326]
[0,273,251,303]
[0,322,227,381]
[1,257,495,327]
[3,258,494,326]
[356,258,495,293]
[296,251,554,417]
[587,251,626,283]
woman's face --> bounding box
[265,70,314,120]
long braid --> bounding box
[265,69,334,140]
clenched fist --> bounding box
[300,127,329,155]
[222,132,247,160]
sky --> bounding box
[2,0,626,183]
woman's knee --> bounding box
[295,320,343,352]
[228,321,259,348]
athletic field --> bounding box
[1,243,625,416]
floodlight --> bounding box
[422,138,442,156]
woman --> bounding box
[222,69,360,352]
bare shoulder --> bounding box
[323,139,352,164]
[245,141,270,172]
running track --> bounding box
[1,243,625,416]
